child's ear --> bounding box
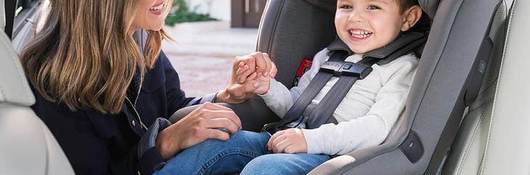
[401,5,423,32]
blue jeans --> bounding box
[154,131,330,175]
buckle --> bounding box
[320,61,372,79]
[261,123,278,136]
[320,61,344,76]
[261,122,286,135]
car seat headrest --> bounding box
[303,0,336,12]
[418,0,441,18]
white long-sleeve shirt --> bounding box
[260,48,418,155]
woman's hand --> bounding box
[156,103,242,159]
[267,128,308,154]
[216,52,277,103]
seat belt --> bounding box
[306,32,427,128]
[263,32,426,134]
[261,50,353,134]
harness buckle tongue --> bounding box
[320,61,373,79]
[340,62,373,79]
[320,61,344,76]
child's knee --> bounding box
[241,154,290,174]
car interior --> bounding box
[1,0,529,174]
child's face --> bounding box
[335,0,417,54]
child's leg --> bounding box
[154,131,270,175]
[240,153,330,175]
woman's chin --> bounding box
[146,25,163,32]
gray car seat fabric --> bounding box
[257,0,337,88]
[0,0,74,174]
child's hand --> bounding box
[267,128,308,153]
[217,52,277,104]
[236,62,274,95]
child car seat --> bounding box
[219,0,510,174]
[162,0,515,174]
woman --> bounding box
[20,0,274,174]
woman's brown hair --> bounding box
[20,0,168,113]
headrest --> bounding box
[418,0,441,19]
[304,0,336,12]
[0,29,36,106]
[304,0,441,19]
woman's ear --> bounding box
[401,5,423,32]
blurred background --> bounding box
[163,0,267,97]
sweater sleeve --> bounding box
[259,49,330,117]
[137,118,172,175]
[302,54,418,155]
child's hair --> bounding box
[399,0,419,12]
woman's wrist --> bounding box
[216,88,245,104]
[156,127,181,159]
[215,89,229,103]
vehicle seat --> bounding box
[0,0,74,174]
[443,0,530,174]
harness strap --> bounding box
[262,51,349,134]
[305,57,377,128]
[263,32,426,134]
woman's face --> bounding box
[132,0,169,31]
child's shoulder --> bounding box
[314,48,418,69]
[378,53,419,70]
[309,48,333,65]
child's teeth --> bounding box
[349,29,372,38]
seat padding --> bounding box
[0,104,74,175]
[0,26,35,106]
[1,1,74,173]
[480,0,530,174]
[441,1,508,174]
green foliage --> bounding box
[165,0,216,26]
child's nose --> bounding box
[347,9,365,23]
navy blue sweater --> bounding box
[31,52,215,175]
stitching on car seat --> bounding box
[479,0,517,174]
